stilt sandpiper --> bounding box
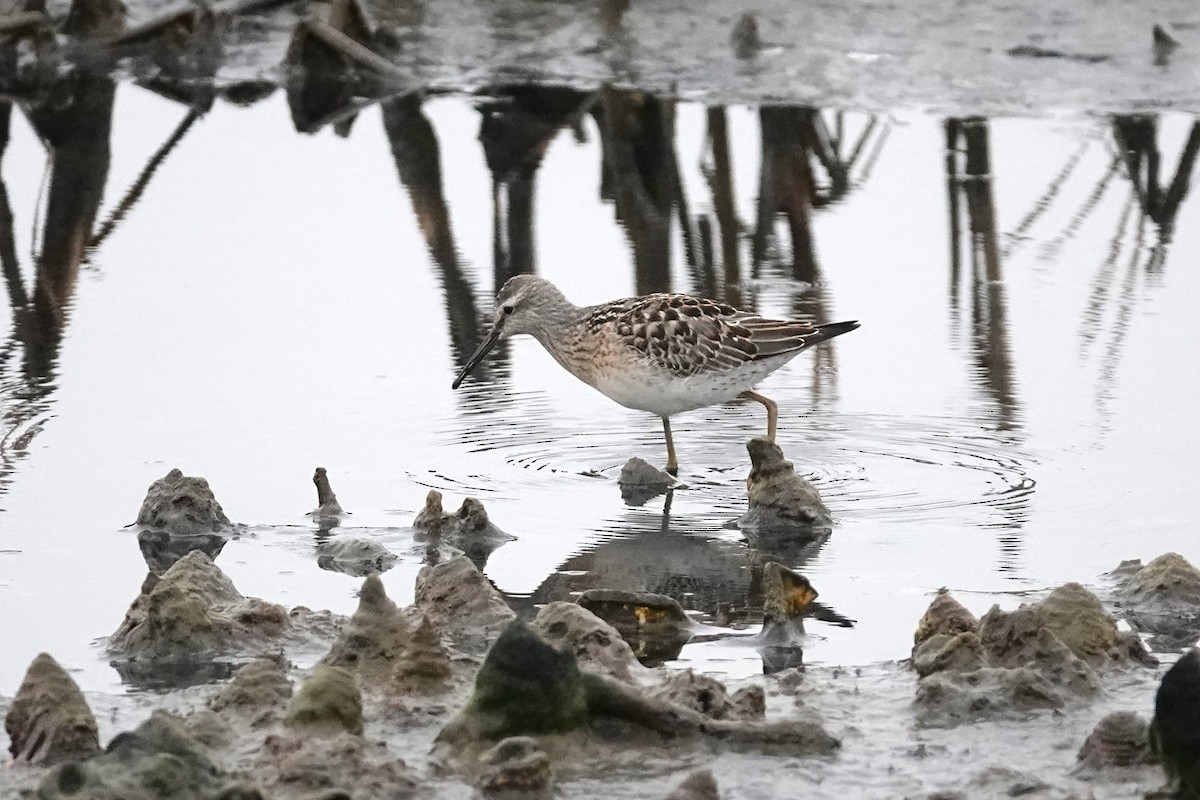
[452,275,858,474]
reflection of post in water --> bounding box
[753,107,882,283]
[593,89,690,295]
[380,93,484,369]
[1112,114,1200,245]
[700,107,739,302]
[945,118,1018,431]
[753,106,816,279]
[0,0,121,496]
[478,86,593,286]
[1080,115,1200,430]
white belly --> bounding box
[587,359,789,417]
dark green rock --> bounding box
[454,620,588,740]
[1151,648,1200,797]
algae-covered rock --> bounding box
[477,736,553,798]
[321,575,410,681]
[914,667,1064,726]
[440,621,839,761]
[977,605,1100,696]
[5,652,100,764]
[37,710,228,800]
[913,589,978,649]
[1076,711,1153,770]
[532,601,640,683]
[439,620,588,744]
[576,588,692,665]
[653,669,735,720]
[1036,582,1150,665]
[1119,553,1200,648]
[315,573,450,695]
[210,657,292,721]
[665,768,720,800]
[1151,648,1200,797]
[912,632,986,678]
[284,665,363,736]
[652,669,762,722]
[392,611,451,693]
[109,550,288,665]
[136,468,232,536]
[263,731,418,799]
[414,555,515,653]
[740,438,831,533]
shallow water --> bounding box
[0,85,1197,698]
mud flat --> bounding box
[4,467,1198,798]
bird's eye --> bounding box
[503,305,515,315]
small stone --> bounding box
[315,537,397,577]
[477,736,553,797]
[1077,711,1152,769]
[618,457,674,505]
[665,768,720,800]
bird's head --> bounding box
[451,275,567,389]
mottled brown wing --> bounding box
[594,294,770,377]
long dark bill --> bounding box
[451,324,504,389]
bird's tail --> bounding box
[813,320,860,344]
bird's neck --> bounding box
[528,301,594,378]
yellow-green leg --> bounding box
[662,417,679,475]
[740,390,778,441]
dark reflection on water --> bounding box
[0,26,117,506]
[1,5,1199,674]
